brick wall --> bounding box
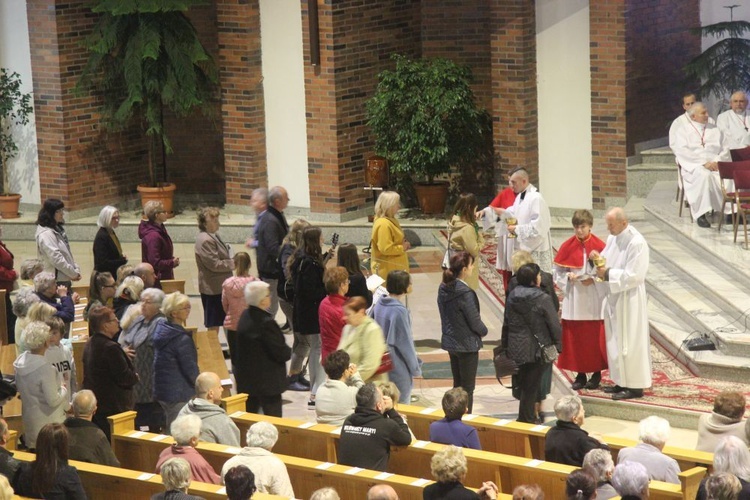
[303,0,420,217]
[490,0,538,184]
[625,0,701,155]
[27,0,147,211]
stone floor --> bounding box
[3,235,699,448]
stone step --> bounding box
[640,146,676,165]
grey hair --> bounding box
[170,414,202,446]
[554,395,583,422]
[611,461,649,497]
[310,487,341,500]
[12,287,41,317]
[160,457,191,491]
[141,287,166,305]
[246,421,278,450]
[688,101,707,117]
[268,186,286,206]
[714,436,750,481]
[72,390,97,417]
[143,200,164,221]
[705,472,742,500]
[639,415,671,447]
[21,321,51,351]
[583,448,614,482]
[115,275,144,302]
[244,280,270,307]
[20,259,44,280]
[97,205,119,229]
[251,187,268,203]
[33,271,57,293]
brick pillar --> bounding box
[302,0,420,219]
[27,0,147,211]
[490,0,538,184]
[216,0,267,207]
[590,0,627,208]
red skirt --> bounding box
[557,319,608,372]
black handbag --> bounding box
[493,344,518,384]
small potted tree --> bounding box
[366,54,490,214]
[0,68,33,218]
[77,0,218,216]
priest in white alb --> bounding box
[716,91,750,149]
[671,101,732,228]
[591,208,651,401]
[498,168,553,273]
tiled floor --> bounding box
[4,238,699,448]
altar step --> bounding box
[626,146,677,198]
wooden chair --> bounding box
[717,160,750,231]
[734,168,750,248]
[730,145,750,161]
[160,280,185,294]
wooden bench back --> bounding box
[161,280,186,294]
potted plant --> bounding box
[0,68,33,218]
[366,54,491,214]
[77,0,218,216]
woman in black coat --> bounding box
[502,263,562,424]
[233,281,291,416]
[93,205,127,277]
[337,243,373,307]
[437,251,488,414]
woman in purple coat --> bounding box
[139,201,180,281]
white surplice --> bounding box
[716,109,750,149]
[596,225,651,389]
[671,120,731,219]
[669,113,715,151]
[553,251,604,321]
[504,184,553,272]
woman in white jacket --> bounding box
[13,321,69,449]
[35,199,81,286]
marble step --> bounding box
[640,146,676,165]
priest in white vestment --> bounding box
[668,92,715,150]
[591,208,651,401]
[499,168,553,273]
[716,91,750,149]
[671,102,732,228]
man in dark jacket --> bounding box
[545,395,608,466]
[338,383,412,471]
[64,389,120,467]
[83,306,139,440]
[255,186,289,321]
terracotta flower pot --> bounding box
[0,193,22,219]
[136,183,176,218]
[414,182,449,215]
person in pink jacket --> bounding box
[221,252,256,362]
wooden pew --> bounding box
[190,328,232,398]
[0,290,7,346]
[13,450,284,499]
[396,404,715,472]
[110,411,702,500]
[161,280,186,294]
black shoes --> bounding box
[697,214,711,228]
[571,374,587,391]
[584,373,601,390]
[611,388,644,400]
[602,384,623,394]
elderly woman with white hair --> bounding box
[423,445,498,499]
[120,287,167,432]
[153,457,205,500]
[153,292,199,432]
[13,321,69,449]
[617,415,680,484]
[33,271,76,324]
[155,414,220,485]
[544,395,609,467]
[93,205,127,277]
[220,421,294,497]
[611,461,650,499]
[113,274,144,320]
[233,281,291,416]
[583,448,618,500]
[696,436,750,499]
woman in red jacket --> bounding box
[0,225,17,341]
[318,267,350,364]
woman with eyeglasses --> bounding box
[83,271,117,321]
[152,292,199,432]
[35,198,81,287]
[93,205,127,278]
[139,200,180,281]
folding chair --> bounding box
[732,168,750,248]
[730,146,750,162]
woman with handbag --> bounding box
[437,252,488,414]
[447,193,482,290]
[338,296,388,383]
[502,263,562,423]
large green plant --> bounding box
[0,69,33,195]
[366,54,490,186]
[77,0,218,187]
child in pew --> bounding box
[428,387,481,450]
[378,381,416,440]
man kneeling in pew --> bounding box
[338,383,412,472]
